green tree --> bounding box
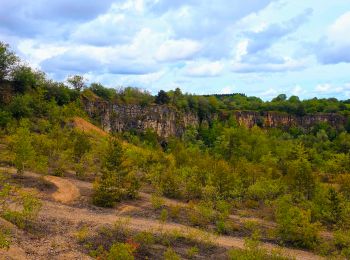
[275,195,320,249]
[67,75,86,92]
[286,158,316,199]
[11,120,35,174]
[93,138,139,207]
[12,65,43,93]
[72,131,91,163]
[155,90,170,104]
[0,42,18,81]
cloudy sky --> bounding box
[1,0,350,100]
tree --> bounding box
[11,120,35,174]
[90,82,115,101]
[0,42,18,81]
[275,195,320,249]
[12,65,41,93]
[67,75,86,91]
[93,137,139,207]
[272,94,287,102]
[286,158,316,200]
[155,90,170,104]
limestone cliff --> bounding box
[82,97,347,138]
[82,97,199,138]
[234,111,346,129]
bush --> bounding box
[228,236,290,260]
[107,242,135,260]
[2,191,42,229]
[164,247,181,260]
[0,110,12,128]
[247,178,284,202]
[334,229,350,258]
[160,209,168,223]
[275,195,320,249]
[150,194,164,210]
[0,228,10,249]
[93,138,139,207]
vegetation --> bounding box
[1,41,350,258]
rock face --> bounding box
[82,97,348,138]
[234,111,347,129]
[82,97,199,138]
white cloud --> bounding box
[315,83,332,92]
[291,85,304,96]
[185,61,224,77]
[232,57,307,73]
[155,39,201,62]
[220,86,234,94]
[314,83,350,98]
[327,12,350,46]
[316,12,350,64]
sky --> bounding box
[1,0,350,100]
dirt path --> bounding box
[40,201,322,260]
[43,175,80,204]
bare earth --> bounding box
[0,167,324,260]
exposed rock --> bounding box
[234,111,346,129]
[82,97,199,138]
[82,97,348,138]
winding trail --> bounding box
[43,175,80,204]
[0,167,325,260]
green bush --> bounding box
[107,242,134,260]
[334,229,350,258]
[164,247,181,260]
[228,238,290,260]
[0,228,10,249]
[247,178,284,202]
[275,195,320,249]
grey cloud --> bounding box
[0,0,115,37]
[245,8,313,54]
[315,38,350,64]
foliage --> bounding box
[93,138,140,207]
[0,228,10,249]
[155,90,170,105]
[67,75,86,92]
[107,242,135,260]
[11,120,36,173]
[0,42,18,80]
[275,195,320,249]
[228,237,290,260]
[164,247,181,260]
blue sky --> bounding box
[1,0,350,100]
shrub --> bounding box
[160,209,168,223]
[93,138,139,207]
[74,226,90,243]
[228,237,290,260]
[247,178,284,202]
[164,247,181,260]
[334,229,350,258]
[0,228,10,249]
[187,246,199,259]
[275,195,320,249]
[2,191,42,229]
[107,242,135,260]
[150,194,164,210]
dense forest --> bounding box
[1,41,350,259]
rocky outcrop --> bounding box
[234,111,347,129]
[82,97,348,138]
[82,97,199,138]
